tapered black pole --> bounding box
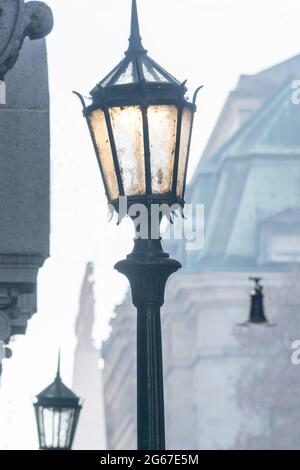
[137,304,165,449]
[115,225,181,450]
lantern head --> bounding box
[239,277,275,327]
[34,356,82,450]
[75,0,201,214]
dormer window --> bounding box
[258,209,300,264]
[269,233,300,262]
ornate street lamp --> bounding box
[75,0,201,450]
[240,277,275,327]
[34,357,82,450]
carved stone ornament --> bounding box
[0,0,53,79]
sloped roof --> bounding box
[198,53,300,166]
[254,53,300,85]
[167,55,300,272]
[37,376,80,404]
[213,82,300,161]
[92,0,181,93]
[35,357,80,408]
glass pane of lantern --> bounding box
[59,408,75,449]
[142,61,169,83]
[101,59,126,87]
[109,106,146,195]
[53,409,60,448]
[36,406,46,448]
[177,107,193,197]
[148,105,178,194]
[43,407,59,448]
[115,61,135,85]
[89,110,119,201]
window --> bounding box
[269,233,300,262]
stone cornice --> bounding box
[0,252,45,372]
[0,0,53,79]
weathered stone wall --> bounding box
[0,35,51,355]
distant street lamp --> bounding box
[240,277,275,327]
[34,356,82,450]
[75,0,201,450]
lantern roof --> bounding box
[92,0,181,94]
[35,355,80,408]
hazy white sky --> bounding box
[0,0,300,450]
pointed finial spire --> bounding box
[56,350,61,380]
[127,0,146,54]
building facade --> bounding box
[0,0,53,374]
[102,54,300,450]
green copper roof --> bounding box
[167,76,300,272]
[214,82,300,161]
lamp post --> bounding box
[75,0,201,450]
[240,277,275,327]
[34,356,82,450]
